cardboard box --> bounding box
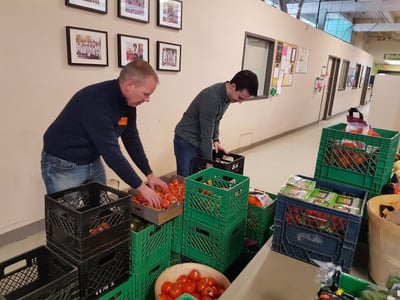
[128,173,185,225]
[131,200,183,225]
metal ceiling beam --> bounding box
[353,22,400,32]
[287,0,400,14]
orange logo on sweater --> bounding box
[118,117,128,126]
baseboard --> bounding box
[0,219,45,246]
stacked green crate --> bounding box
[245,193,276,247]
[315,123,399,198]
[182,168,249,272]
[314,123,400,242]
[130,216,172,300]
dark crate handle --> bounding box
[2,258,28,277]
[98,252,116,266]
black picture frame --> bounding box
[156,41,181,72]
[157,0,182,30]
[117,34,150,67]
[118,0,150,23]
[66,26,109,66]
[65,0,107,14]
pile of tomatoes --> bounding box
[159,268,226,300]
[131,178,185,209]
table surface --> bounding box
[220,239,321,300]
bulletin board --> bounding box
[271,41,297,93]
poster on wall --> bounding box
[295,47,309,73]
[272,41,297,91]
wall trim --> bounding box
[1,219,45,246]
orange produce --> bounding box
[131,178,185,209]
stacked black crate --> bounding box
[45,182,131,299]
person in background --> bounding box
[41,60,167,208]
[174,70,258,177]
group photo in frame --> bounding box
[118,0,149,23]
[117,34,149,67]
[66,26,109,66]
[157,0,182,30]
[65,0,107,14]
[156,41,181,72]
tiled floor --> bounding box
[0,104,371,282]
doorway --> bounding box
[319,56,340,120]
[360,66,371,105]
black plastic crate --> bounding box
[192,151,245,175]
[0,246,79,300]
[45,182,131,261]
[72,238,130,299]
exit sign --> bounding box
[384,53,400,60]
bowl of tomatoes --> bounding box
[154,262,230,300]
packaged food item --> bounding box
[286,175,316,190]
[279,185,310,200]
[331,195,363,215]
[248,187,274,208]
[306,189,337,207]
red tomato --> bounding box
[200,296,213,300]
[203,276,216,287]
[191,292,201,300]
[176,274,189,284]
[201,286,216,298]
[182,280,197,294]
[188,269,201,281]
[158,293,170,300]
[161,281,173,294]
[171,178,180,185]
[196,280,207,293]
[169,284,183,299]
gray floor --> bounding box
[0,105,371,282]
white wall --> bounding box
[368,74,400,131]
[0,0,373,235]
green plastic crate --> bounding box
[245,193,276,247]
[338,272,373,298]
[133,255,170,300]
[184,168,250,228]
[181,216,245,272]
[98,277,134,300]
[171,215,183,255]
[177,293,197,300]
[130,219,172,273]
[315,123,399,198]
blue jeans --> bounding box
[174,135,201,177]
[41,151,106,194]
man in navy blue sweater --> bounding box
[41,60,167,208]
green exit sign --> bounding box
[384,53,400,60]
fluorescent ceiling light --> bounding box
[384,60,400,65]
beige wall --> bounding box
[0,0,373,235]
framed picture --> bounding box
[156,41,181,72]
[157,0,182,30]
[117,34,149,67]
[65,0,107,14]
[66,26,108,66]
[118,0,149,23]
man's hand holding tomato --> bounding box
[136,174,168,209]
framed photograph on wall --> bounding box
[157,0,182,30]
[117,34,149,67]
[118,0,149,23]
[66,26,108,66]
[65,0,107,14]
[156,41,181,71]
